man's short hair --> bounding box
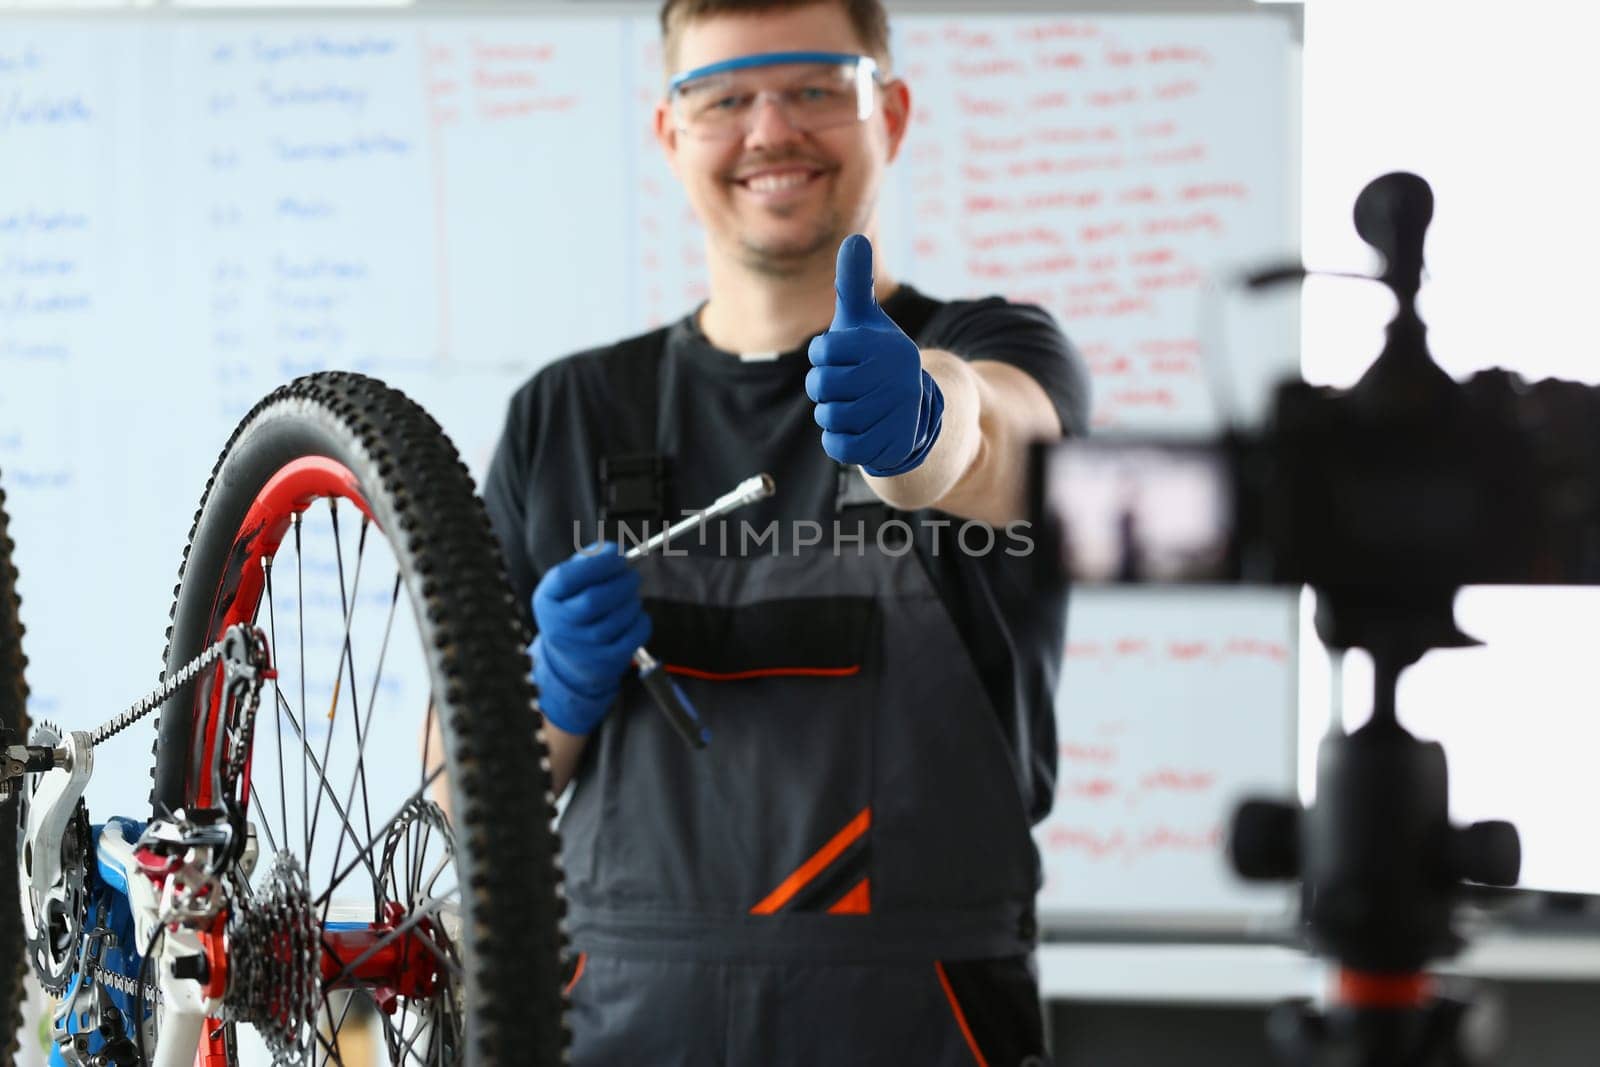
[659,0,892,74]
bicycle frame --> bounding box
[18,628,456,1066]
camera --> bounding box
[1028,171,1600,1066]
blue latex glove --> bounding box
[530,543,652,736]
[806,234,944,477]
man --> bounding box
[484,0,1089,1062]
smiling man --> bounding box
[484,1,1089,1063]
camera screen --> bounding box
[1043,440,1236,583]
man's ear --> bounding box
[653,99,681,174]
[881,78,912,164]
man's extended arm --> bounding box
[865,352,1062,526]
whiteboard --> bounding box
[0,7,1300,926]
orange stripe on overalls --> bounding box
[749,807,871,915]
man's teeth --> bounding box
[745,172,812,192]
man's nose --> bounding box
[742,92,805,150]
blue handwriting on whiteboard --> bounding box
[0,47,43,76]
[0,210,89,235]
[277,322,346,347]
[0,257,76,279]
[249,36,399,64]
[271,289,342,312]
[272,256,367,282]
[0,290,91,316]
[276,198,336,221]
[0,340,69,361]
[1,91,92,131]
[8,469,72,491]
[259,81,369,111]
[273,135,410,163]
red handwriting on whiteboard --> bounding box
[1088,87,1140,108]
[964,226,1070,251]
[1155,80,1201,102]
[1035,124,1120,146]
[1142,211,1223,237]
[479,97,577,120]
[1041,824,1223,861]
[1014,188,1103,211]
[1016,21,1102,42]
[1089,352,1133,377]
[965,132,1027,154]
[1140,768,1217,793]
[1104,386,1178,408]
[474,69,538,91]
[958,94,1009,118]
[944,25,997,49]
[1023,255,1080,275]
[1035,52,1087,73]
[1147,45,1211,66]
[1060,742,1118,765]
[1044,827,1125,860]
[953,58,1024,78]
[1148,142,1210,166]
[1067,635,1291,664]
[1181,182,1249,202]
[1011,154,1125,179]
[1062,777,1119,800]
[1135,266,1204,293]
[1066,297,1153,321]
[471,41,554,63]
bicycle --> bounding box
[2,372,568,1066]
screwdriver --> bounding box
[624,474,775,748]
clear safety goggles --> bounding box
[667,51,882,142]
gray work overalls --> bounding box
[560,304,1044,1067]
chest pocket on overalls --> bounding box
[590,581,883,916]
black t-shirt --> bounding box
[483,285,1089,823]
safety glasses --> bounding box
[668,50,882,142]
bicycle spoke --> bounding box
[295,512,310,867]
[314,1012,347,1067]
[313,764,446,910]
[385,999,435,1065]
[274,690,382,890]
[307,504,354,863]
[264,557,291,872]
[248,782,282,858]
[318,568,405,940]
[329,503,377,856]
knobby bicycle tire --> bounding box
[0,470,31,1064]
[150,373,568,1065]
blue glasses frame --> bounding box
[668,50,881,94]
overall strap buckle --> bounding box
[599,453,672,543]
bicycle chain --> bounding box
[88,634,234,749]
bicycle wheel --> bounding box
[0,470,30,1064]
[150,373,568,1065]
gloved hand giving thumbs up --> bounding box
[806,234,944,477]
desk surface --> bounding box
[1038,935,1600,1003]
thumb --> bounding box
[830,233,883,330]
